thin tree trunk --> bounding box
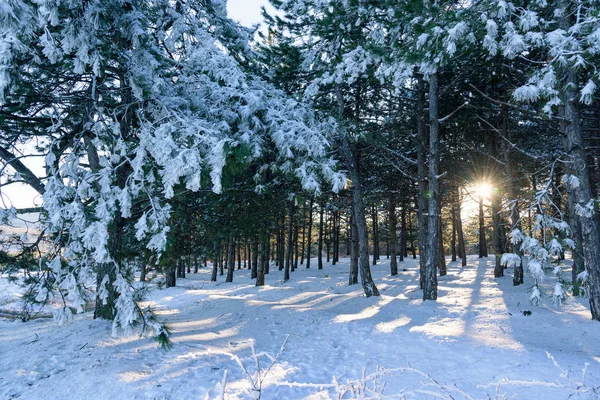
[211,242,218,282]
[492,185,505,278]
[285,200,294,280]
[372,205,378,266]
[416,73,428,289]
[306,198,313,268]
[423,71,440,301]
[226,235,234,283]
[389,193,398,276]
[456,189,467,267]
[501,108,523,285]
[349,209,359,285]
[301,202,306,265]
[451,201,457,263]
[293,225,299,271]
[400,206,407,262]
[256,232,266,287]
[479,194,488,258]
[318,203,324,269]
[438,213,447,276]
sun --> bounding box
[476,182,493,199]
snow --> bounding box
[2,256,600,399]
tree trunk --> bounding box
[251,241,258,279]
[451,201,457,263]
[423,72,439,301]
[389,193,398,276]
[400,206,407,262]
[301,202,306,265]
[284,200,294,281]
[558,22,600,318]
[256,232,266,287]
[340,135,379,297]
[211,242,218,282]
[349,206,359,285]
[492,175,505,278]
[478,194,488,258]
[438,213,446,276]
[306,198,313,268]
[293,225,299,271]
[165,263,177,288]
[226,235,234,283]
[501,108,524,285]
[372,205,378,266]
[455,187,467,266]
[416,73,429,289]
[318,203,324,269]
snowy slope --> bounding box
[1,256,599,399]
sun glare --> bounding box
[476,182,493,199]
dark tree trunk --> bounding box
[219,245,224,276]
[237,240,242,270]
[211,242,218,282]
[438,213,446,277]
[501,109,524,285]
[340,135,379,297]
[226,236,234,283]
[568,193,585,292]
[318,203,324,269]
[331,211,337,265]
[293,225,299,271]
[301,202,306,265]
[285,200,294,281]
[372,206,378,266]
[451,201,457,262]
[557,19,600,318]
[423,72,439,301]
[306,198,313,268]
[326,210,331,263]
[389,193,398,276]
[455,187,467,266]
[492,175,505,278]
[251,241,258,279]
[349,207,359,285]
[399,206,407,262]
[265,232,270,274]
[256,232,266,287]
[478,194,488,258]
[165,263,177,288]
[416,73,429,289]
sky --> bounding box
[227,0,274,27]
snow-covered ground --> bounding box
[1,256,599,399]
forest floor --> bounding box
[1,255,600,399]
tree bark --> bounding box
[284,200,294,280]
[557,15,600,318]
[306,198,313,268]
[416,73,429,289]
[349,205,359,285]
[388,193,398,276]
[478,194,488,258]
[340,136,379,297]
[211,242,218,282]
[318,202,324,269]
[492,175,505,278]
[226,235,234,283]
[423,72,439,301]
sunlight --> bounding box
[475,181,493,199]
